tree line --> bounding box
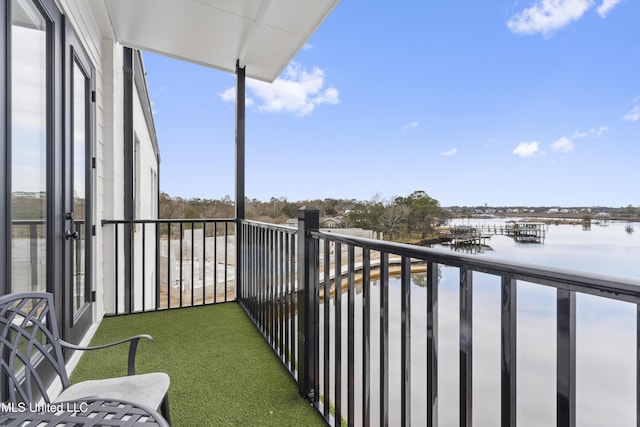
[160,190,446,242]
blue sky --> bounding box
[143,0,639,207]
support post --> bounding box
[235,61,245,298]
[123,47,134,313]
[235,61,245,221]
[297,206,319,400]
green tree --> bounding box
[395,190,442,239]
[281,202,301,219]
[344,203,370,228]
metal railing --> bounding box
[103,211,640,426]
[101,219,236,314]
[238,219,298,373]
[238,208,640,427]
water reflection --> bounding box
[320,263,636,426]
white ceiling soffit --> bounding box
[103,0,340,83]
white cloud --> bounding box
[218,87,235,102]
[245,63,339,116]
[440,148,458,156]
[508,0,624,35]
[220,63,338,116]
[551,136,575,152]
[597,0,623,17]
[572,126,608,138]
[402,121,418,130]
[507,0,593,36]
[594,126,608,136]
[302,43,313,50]
[624,97,640,122]
[513,141,542,157]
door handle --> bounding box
[64,212,78,239]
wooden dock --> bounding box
[447,221,546,247]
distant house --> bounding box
[321,216,344,229]
[547,208,560,214]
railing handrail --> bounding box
[310,228,640,304]
[102,218,234,225]
[238,218,298,233]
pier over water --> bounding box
[448,221,546,248]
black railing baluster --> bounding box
[380,252,389,427]
[267,229,272,343]
[401,255,412,427]
[557,288,576,427]
[347,245,355,427]
[142,223,146,311]
[202,222,206,304]
[323,237,331,420]
[637,305,640,427]
[155,222,160,311]
[363,248,371,427]
[213,222,218,303]
[191,222,195,306]
[115,224,120,315]
[179,222,183,307]
[335,242,342,425]
[501,277,517,427]
[427,260,439,427]
[460,267,473,427]
[224,221,228,302]
[167,223,171,309]
[314,237,320,407]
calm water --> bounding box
[322,219,640,427]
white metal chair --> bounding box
[0,292,170,423]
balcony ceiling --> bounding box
[102,0,339,82]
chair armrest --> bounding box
[59,334,154,376]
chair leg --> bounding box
[160,393,171,425]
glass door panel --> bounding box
[71,59,88,317]
[64,27,93,343]
[10,0,49,293]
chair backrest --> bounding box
[0,292,70,405]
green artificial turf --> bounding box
[70,303,326,427]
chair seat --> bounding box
[55,372,170,411]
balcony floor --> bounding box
[70,303,325,426]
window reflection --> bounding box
[11,0,48,293]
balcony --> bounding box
[70,302,324,426]
[97,211,640,426]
